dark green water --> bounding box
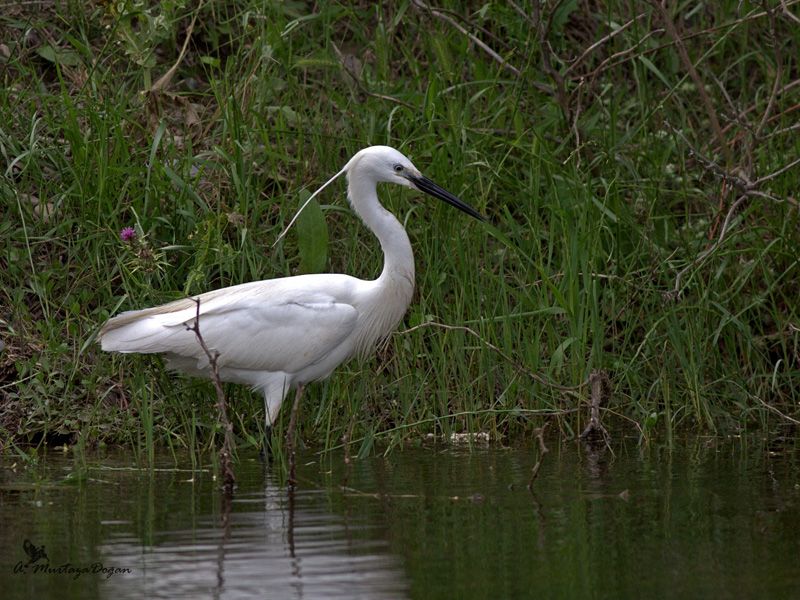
[1,439,799,599]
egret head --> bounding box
[346,145,421,188]
[347,145,485,221]
[273,145,485,248]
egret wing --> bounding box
[99,278,360,374]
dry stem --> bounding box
[579,371,611,444]
[186,298,235,495]
[331,42,414,109]
[411,0,555,94]
[150,4,201,93]
[528,422,550,489]
[651,0,732,166]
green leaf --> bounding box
[550,336,576,371]
[591,196,618,224]
[37,45,82,66]
[295,189,328,274]
[638,56,673,89]
[292,57,339,69]
[551,0,579,34]
[644,412,659,430]
[200,55,221,68]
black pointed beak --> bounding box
[409,175,486,222]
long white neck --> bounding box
[347,171,415,289]
[343,155,417,357]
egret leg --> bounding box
[259,425,273,462]
[341,418,355,487]
[286,384,305,487]
[261,376,289,462]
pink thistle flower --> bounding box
[120,226,136,242]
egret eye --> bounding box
[393,164,404,173]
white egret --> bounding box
[99,145,484,438]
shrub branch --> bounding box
[186,298,235,495]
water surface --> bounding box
[1,439,798,599]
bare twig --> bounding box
[599,406,645,439]
[651,0,732,166]
[528,422,550,489]
[508,0,535,27]
[710,74,738,116]
[564,12,648,76]
[410,0,556,94]
[665,111,800,297]
[531,0,571,124]
[670,194,749,297]
[584,28,664,81]
[579,371,611,444]
[668,122,797,204]
[721,84,800,141]
[422,2,513,52]
[754,155,800,186]
[754,2,783,140]
[585,2,799,83]
[765,121,800,139]
[411,0,519,75]
[186,298,235,494]
[330,42,415,109]
[757,397,800,426]
[781,0,800,26]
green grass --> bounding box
[1,1,798,457]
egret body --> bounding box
[99,146,483,431]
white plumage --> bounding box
[99,146,483,428]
